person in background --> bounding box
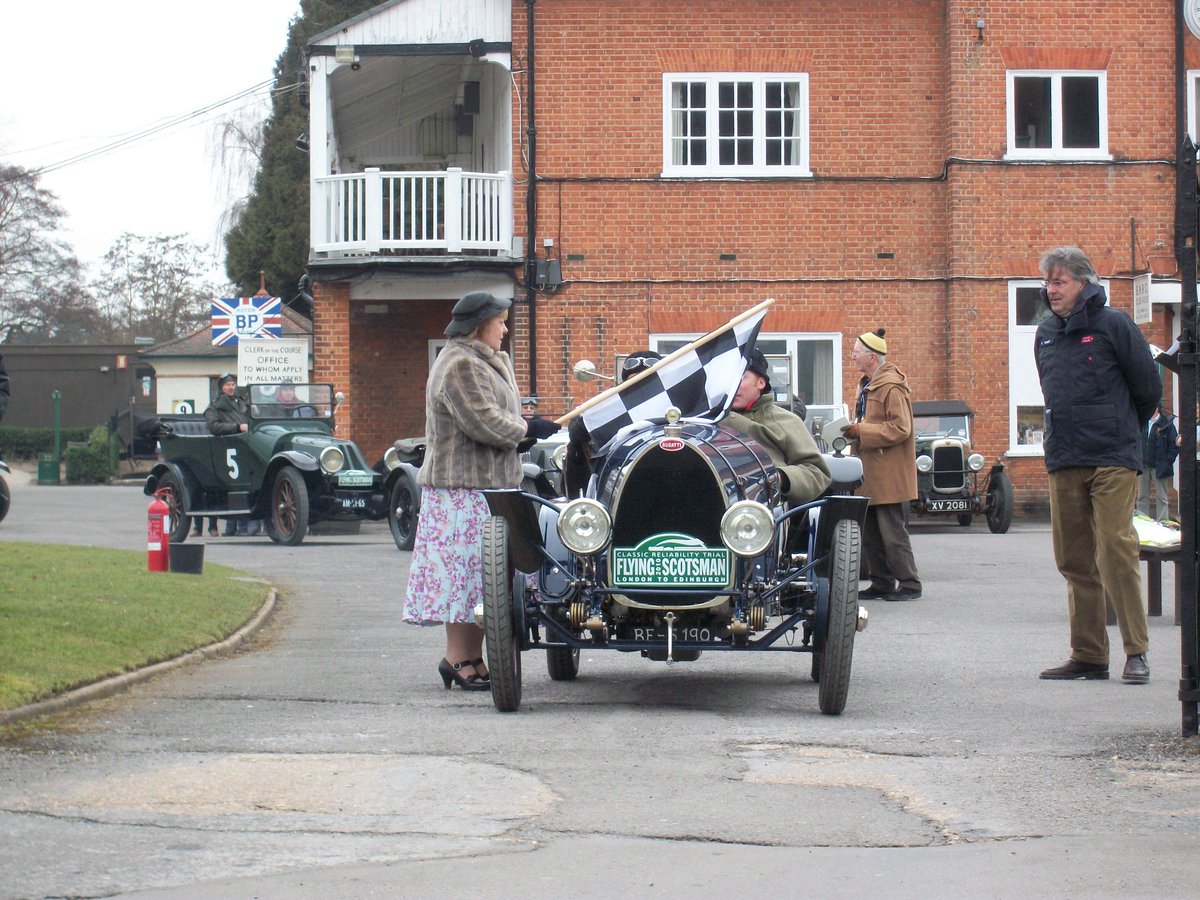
[842,328,922,601]
[1034,245,1161,685]
[203,374,257,536]
[0,352,9,423]
[1136,400,1178,525]
[725,349,831,504]
[403,291,559,691]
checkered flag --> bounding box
[564,300,772,451]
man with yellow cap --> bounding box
[842,329,922,600]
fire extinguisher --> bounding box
[148,490,170,572]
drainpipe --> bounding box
[524,0,539,394]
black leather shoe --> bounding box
[887,587,922,601]
[438,658,490,692]
[1039,659,1109,680]
[859,585,895,599]
[1121,653,1149,684]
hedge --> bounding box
[65,426,121,484]
[0,426,94,460]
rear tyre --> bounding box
[483,516,522,711]
[0,477,11,524]
[546,645,580,681]
[986,472,1014,534]
[268,467,309,545]
[157,472,191,544]
[387,473,418,551]
[818,518,860,716]
[956,511,974,527]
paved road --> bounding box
[0,470,1197,898]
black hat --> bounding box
[746,349,770,380]
[444,291,513,337]
[218,373,237,386]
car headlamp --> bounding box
[557,498,612,555]
[916,454,933,473]
[382,446,401,471]
[319,445,346,474]
[967,453,985,471]
[720,500,774,557]
[550,443,568,471]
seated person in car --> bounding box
[723,349,831,504]
[258,381,316,418]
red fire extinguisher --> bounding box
[148,491,170,572]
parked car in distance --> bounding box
[910,400,1013,533]
[145,383,389,545]
[380,429,569,551]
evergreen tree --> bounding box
[224,0,376,304]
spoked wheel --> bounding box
[483,516,522,711]
[986,471,1014,534]
[0,477,11,524]
[267,467,309,545]
[388,473,418,551]
[818,518,860,715]
[157,472,191,544]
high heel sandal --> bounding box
[469,657,490,683]
[438,658,490,691]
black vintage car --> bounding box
[477,406,870,715]
[144,384,390,545]
[910,400,1013,533]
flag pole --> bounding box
[555,298,774,425]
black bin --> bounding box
[169,543,205,575]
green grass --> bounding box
[0,543,269,711]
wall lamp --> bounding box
[975,18,985,41]
[335,45,360,70]
[295,133,310,152]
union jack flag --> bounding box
[211,296,283,346]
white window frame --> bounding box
[1188,70,1200,141]
[1005,69,1110,161]
[1006,278,1110,456]
[662,73,811,178]
[648,331,841,409]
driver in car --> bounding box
[261,381,316,418]
[724,349,831,504]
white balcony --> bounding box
[311,168,514,258]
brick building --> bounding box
[304,0,1195,516]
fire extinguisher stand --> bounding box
[147,491,170,572]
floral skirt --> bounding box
[403,486,490,625]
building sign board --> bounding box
[238,339,309,384]
[1132,273,1151,325]
[212,296,283,346]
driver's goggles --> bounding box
[621,355,659,372]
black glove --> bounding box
[525,415,561,440]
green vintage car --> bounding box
[144,384,390,545]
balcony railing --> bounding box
[311,168,514,257]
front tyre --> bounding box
[818,518,860,715]
[956,511,974,527]
[482,516,522,711]
[388,473,418,551]
[157,472,191,544]
[0,477,10,524]
[986,471,1014,534]
[268,467,309,546]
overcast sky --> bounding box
[2,1,303,286]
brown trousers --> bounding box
[1048,466,1148,663]
[862,502,921,592]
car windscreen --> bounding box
[248,384,335,419]
[914,414,970,441]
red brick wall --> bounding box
[311,1,1186,518]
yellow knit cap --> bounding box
[858,330,888,355]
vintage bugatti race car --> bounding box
[145,384,389,545]
[477,406,870,715]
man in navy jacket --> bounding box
[1034,246,1161,685]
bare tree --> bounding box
[93,233,216,342]
[0,163,96,342]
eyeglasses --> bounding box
[622,355,659,372]
[1042,278,1078,289]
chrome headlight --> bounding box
[557,498,612,555]
[550,443,568,471]
[382,445,401,471]
[967,453,985,471]
[319,445,346,474]
[916,454,933,473]
[720,500,774,557]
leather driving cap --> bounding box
[444,291,512,336]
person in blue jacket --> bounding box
[1136,401,1178,524]
[1034,246,1161,686]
